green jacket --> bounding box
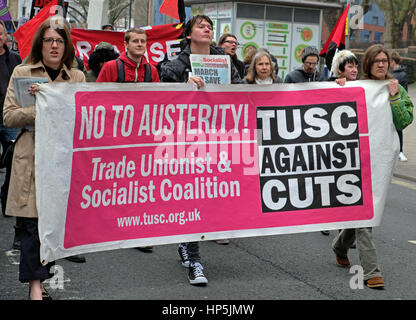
[389,84,414,131]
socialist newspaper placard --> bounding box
[35,81,398,264]
[190,54,231,84]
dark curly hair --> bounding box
[88,48,119,77]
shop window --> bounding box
[236,3,265,19]
[294,8,320,24]
[266,6,292,21]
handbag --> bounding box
[0,129,26,169]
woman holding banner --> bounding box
[361,45,413,130]
[3,17,85,300]
[242,50,282,84]
[331,45,413,289]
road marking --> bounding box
[409,241,416,245]
[391,178,416,190]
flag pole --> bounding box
[11,20,17,32]
[6,5,18,32]
[148,0,152,26]
[345,0,350,49]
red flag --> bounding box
[160,0,185,22]
[320,4,350,70]
[14,0,58,60]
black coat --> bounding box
[393,65,408,91]
[232,57,245,79]
[0,45,22,122]
[160,45,241,84]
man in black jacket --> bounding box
[284,46,325,83]
[161,15,240,286]
[0,21,21,216]
[161,16,241,86]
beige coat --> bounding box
[3,61,85,218]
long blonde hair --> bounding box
[244,50,276,83]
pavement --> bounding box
[393,82,416,182]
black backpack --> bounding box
[115,59,152,83]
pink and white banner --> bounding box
[35,81,398,264]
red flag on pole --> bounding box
[160,0,185,23]
[320,4,350,70]
[13,0,58,60]
[160,0,179,21]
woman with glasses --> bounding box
[218,33,245,79]
[3,17,85,299]
[361,44,413,130]
[332,44,413,289]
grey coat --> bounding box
[284,67,326,83]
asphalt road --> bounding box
[0,174,415,302]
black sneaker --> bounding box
[188,262,208,285]
[178,244,190,267]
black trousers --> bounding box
[181,242,200,264]
[18,217,54,283]
[397,130,403,152]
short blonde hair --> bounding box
[125,28,146,43]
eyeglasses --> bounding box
[223,40,239,46]
[304,62,317,66]
[43,38,65,46]
[373,59,389,65]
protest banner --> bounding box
[35,81,398,264]
[71,23,183,70]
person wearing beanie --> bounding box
[86,42,119,82]
[102,24,114,31]
[284,46,325,83]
